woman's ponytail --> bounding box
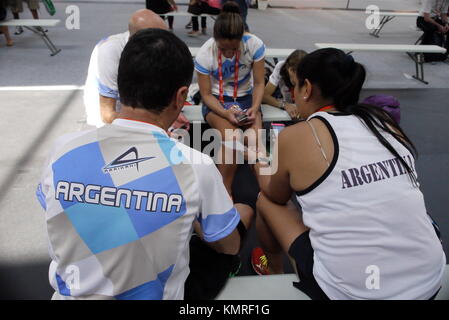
[296,48,418,187]
[214,2,245,40]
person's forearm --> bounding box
[208,228,241,255]
[99,96,118,124]
[254,163,271,192]
[193,220,240,255]
[251,82,265,111]
[263,93,283,108]
[101,109,118,124]
[202,93,227,118]
[424,14,444,28]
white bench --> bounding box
[216,274,310,300]
[189,47,296,69]
[315,42,447,84]
[159,11,218,20]
[189,47,296,59]
[0,19,61,56]
[216,265,449,300]
[182,104,291,123]
[369,12,419,38]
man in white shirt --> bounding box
[417,0,449,57]
[84,9,190,129]
[38,28,241,300]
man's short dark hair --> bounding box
[118,28,193,113]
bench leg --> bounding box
[369,16,393,38]
[407,52,428,85]
[24,26,61,56]
[414,33,424,45]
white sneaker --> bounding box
[14,26,23,35]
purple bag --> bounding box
[362,95,401,124]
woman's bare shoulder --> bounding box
[278,121,313,145]
[278,118,334,157]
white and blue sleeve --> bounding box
[194,49,212,75]
[96,42,120,99]
[249,34,266,62]
[195,38,216,75]
[194,161,240,243]
[268,60,285,86]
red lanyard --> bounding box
[317,105,335,112]
[218,49,240,104]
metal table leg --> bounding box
[414,33,424,45]
[369,16,394,38]
[407,52,428,85]
[24,26,61,56]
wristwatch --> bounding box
[256,156,271,166]
[279,100,286,110]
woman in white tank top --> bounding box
[250,48,446,300]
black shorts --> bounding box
[288,231,442,300]
[184,221,247,300]
[288,230,329,300]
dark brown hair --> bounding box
[213,2,245,41]
[296,48,418,186]
[118,29,193,113]
[280,49,307,88]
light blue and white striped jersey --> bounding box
[36,119,240,300]
[194,33,266,98]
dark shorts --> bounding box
[288,230,330,300]
[288,230,442,300]
[184,221,247,300]
[202,94,253,120]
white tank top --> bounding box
[296,111,446,300]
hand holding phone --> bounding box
[236,112,248,123]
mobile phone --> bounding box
[272,123,285,133]
[271,123,285,138]
[236,113,248,123]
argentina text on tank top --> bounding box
[295,111,445,299]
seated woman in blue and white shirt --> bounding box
[195,1,265,195]
[263,49,307,120]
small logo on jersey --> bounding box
[103,147,154,173]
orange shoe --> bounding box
[251,247,271,275]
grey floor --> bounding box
[0,0,448,299]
